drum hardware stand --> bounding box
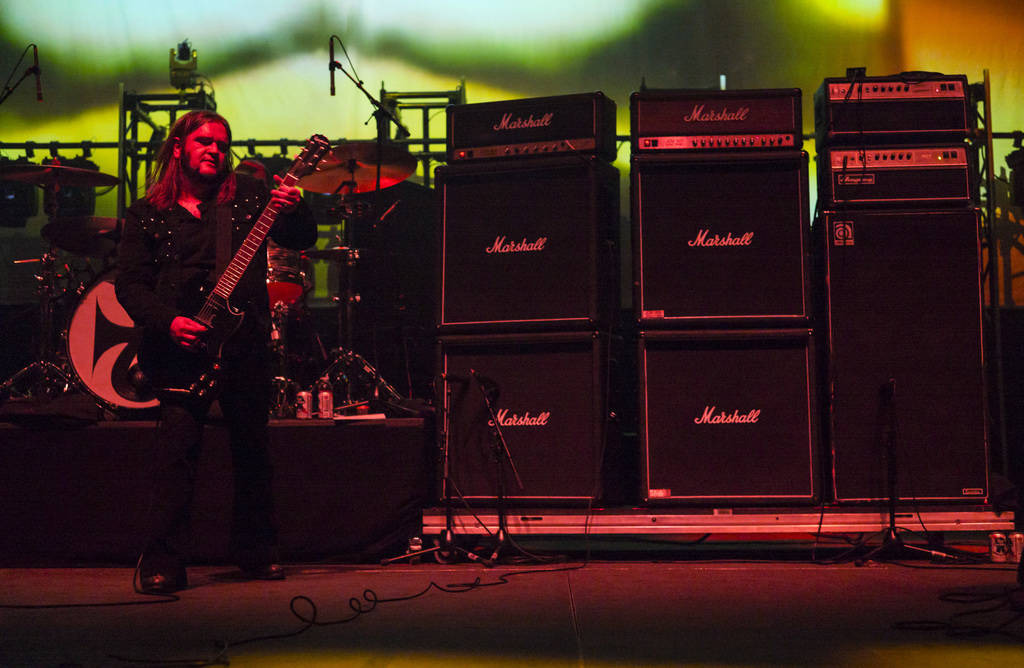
[1,247,78,401]
[313,207,409,415]
[855,378,957,564]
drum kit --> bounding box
[0,140,418,418]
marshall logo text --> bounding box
[492,112,554,131]
[490,409,551,427]
[693,406,761,425]
[486,236,548,254]
[687,229,754,247]
[684,105,750,123]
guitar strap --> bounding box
[215,203,233,279]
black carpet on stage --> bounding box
[0,414,433,565]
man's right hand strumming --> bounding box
[170,316,208,351]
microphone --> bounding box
[443,371,501,395]
[441,372,470,385]
[469,369,501,395]
[329,37,335,96]
[33,44,42,102]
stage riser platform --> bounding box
[422,509,1014,537]
[0,419,432,565]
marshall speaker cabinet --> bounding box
[632,151,810,326]
[437,156,619,332]
[639,329,819,505]
[821,208,988,502]
[439,331,611,503]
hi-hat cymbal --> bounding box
[41,216,120,257]
[0,163,120,188]
[297,141,415,194]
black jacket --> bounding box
[115,173,317,352]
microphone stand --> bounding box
[381,378,490,566]
[857,378,955,563]
[471,368,525,563]
[0,46,38,107]
[328,53,413,414]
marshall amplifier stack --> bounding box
[813,71,988,504]
[631,88,820,505]
[436,92,620,504]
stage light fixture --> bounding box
[169,39,198,91]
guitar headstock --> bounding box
[290,134,332,179]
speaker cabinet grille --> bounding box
[439,332,610,503]
[632,152,809,326]
[437,157,619,332]
[639,329,819,504]
[822,209,988,502]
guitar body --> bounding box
[136,292,245,400]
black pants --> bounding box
[141,352,277,576]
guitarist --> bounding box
[116,110,317,593]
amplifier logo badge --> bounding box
[838,174,875,185]
[684,104,750,123]
[687,229,754,247]
[693,406,761,425]
[485,235,548,254]
[492,112,554,131]
[491,409,551,427]
[833,221,855,246]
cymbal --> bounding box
[297,141,415,194]
[303,245,359,261]
[41,216,120,257]
[0,163,120,188]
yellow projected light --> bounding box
[802,0,888,27]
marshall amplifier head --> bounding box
[446,92,617,163]
[818,144,975,209]
[814,72,971,147]
[631,88,802,153]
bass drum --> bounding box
[67,269,159,412]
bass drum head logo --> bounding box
[67,273,158,410]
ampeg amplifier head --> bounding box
[814,72,971,147]
[631,88,802,153]
[818,144,974,208]
[446,92,617,163]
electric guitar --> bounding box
[138,134,331,400]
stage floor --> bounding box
[3,559,1024,667]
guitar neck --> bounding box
[210,172,300,302]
